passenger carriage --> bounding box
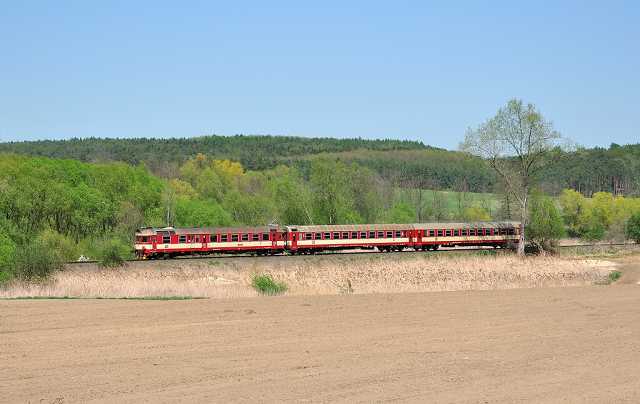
[134,225,285,259]
[412,221,520,250]
[286,224,414,254]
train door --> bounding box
[270,228,278,250]
[414,229,422,248]
[290,232,298,250]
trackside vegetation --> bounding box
[251,274,288,295]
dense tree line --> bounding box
[0,135,429,173]
[1,136,638,197]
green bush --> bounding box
[527,193,565,250]
[38,229,79,262]
[251,274,288,295]
[98,238,130,268]
[626,213,640,243]
[608,270,622,283]
[0,233,17,284]
[13,239,63,281]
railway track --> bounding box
[65,242,638,265]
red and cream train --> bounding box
[134,222,520,259]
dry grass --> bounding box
[0,253,616,299]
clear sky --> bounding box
[1,1,638,149]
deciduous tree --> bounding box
[461,99,563,255]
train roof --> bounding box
[291,222,520,232]
[135,225,280,235]
[136,221,521,235]
[292,224,417,232]
[411,221,520,230]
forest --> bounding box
[1,135,639,196]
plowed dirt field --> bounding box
[2,283,640,403]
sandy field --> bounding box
[1,282,640,403]
[1,254,639,403]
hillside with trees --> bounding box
[1,135,638,196]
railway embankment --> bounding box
[1,251,630,299]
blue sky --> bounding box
[0,1,638,149]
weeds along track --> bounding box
[66,242,640,267]
[6,252,622,299]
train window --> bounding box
[260,233,268,241]
[251,234,259,241]
[162,235,171,244]
[445,230,451,237]
[241,234,248,241]
[377,231,384,238]
[303,233,311,240]
[386,231,392,238]
[220,234,227,242]
[351,232,358,239]
[360,232,367,238]
[395,231,402,238]
[324,232,330,239]
[369,231,375,238]
[331,232,338,239]
[232,234,239,242]
[437,230,443,237]
[428,230,435,237]
[314,232,321,240]
[179,235,186,243]
[342,232,349,239]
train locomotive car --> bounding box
[135,221,520,259]
[134,225,286,259]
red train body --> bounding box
[135,222,520,259]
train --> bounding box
[134,221,521,259]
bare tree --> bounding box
[461,99,562,255]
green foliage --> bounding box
[0,233,17,284]
[626,213,640,243]
[385,201,416,223]
[13,239,64,281]
[174,198,233,227]
[608,270,622,283]
[0,154,163,240]
[527,193,565,249]
[251,274,288,295]
[558,190,640,241]
[37,229,79,262]
[463,206,491,221]
[97,238,131,268]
